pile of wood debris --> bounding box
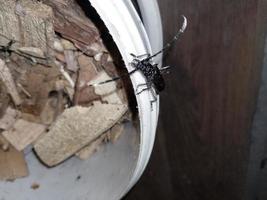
[0,0,133,181]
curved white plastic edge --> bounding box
[136,0,163,136]
[136,0,163,66]
[88,0,159,199]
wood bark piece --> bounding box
[34,102,128,166]
[0,59,22,106]
[74,55,100,105]
[0,0,54,57]
[0,145,28,180]
[44,0,106,56]
[0,107,20,130]
[21,63,62,116]
[2,119,47,151]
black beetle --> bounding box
[90,15,187,105]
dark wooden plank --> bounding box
[125,0,267,199]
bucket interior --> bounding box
[0,122,140,200]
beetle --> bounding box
[90,15,188,105]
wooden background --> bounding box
[125,0,267,199]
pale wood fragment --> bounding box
[0,145,28,180]
[74,55,100,105]
[77,55,98,87]
[17,47,46,59]
[94,52,103,62]
[0,59,22,106]
[74,71,128,160]
[40,98,58,125]
[56,62,75,88]
[61,39,76,50]
[64,50,78,72]
[76,133,107,160]
[21,113,41,124]
[17,82,32,98]
[34,102,128,166]
[40,85,66,125]
[0,107,20,130]
[0,135,9,151]
[53,39,64,52]
[2,119,47,151]
[76,123,125,160]
[91,71,126,104]
[107,123,125,143]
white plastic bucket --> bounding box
[0,0,162,199]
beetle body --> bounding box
[133,58,165,94]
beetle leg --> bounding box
[89,68,138,87]
[136,83,157,110]
[136,83,150,95]
[129,58,139,67]
[150,88,157,109]
[130,53,151,59]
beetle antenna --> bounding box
[89,68,138,87]
[146,15,187,60]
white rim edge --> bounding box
[88,0,159,199]
[136,0,163,66]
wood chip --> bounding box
[17,83,32,98]
[0,145,28,181]
[0,0,55,56]
[34,101,128,166]
[77,55,98,86]
[94,52,103,62]
[64,50,78,72]
[76,123,125,160]
[0,59,22,106]
[61,39,76,50]
[0,135,9,151]
[74,71,128,159]
[40,98,58,125]
[76,133,107,160]
[53,39,64,52]
[21,113,41,124]
[74,55,99,105]
[55,52,65,63]
[40,88,66,125]
[17,47,46,59]
[0,80,10,118]
[43,0,103,56]
[107,123,125,143]
[0,107,20,130]
[2,119,47,151]
[91,71,126,104]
